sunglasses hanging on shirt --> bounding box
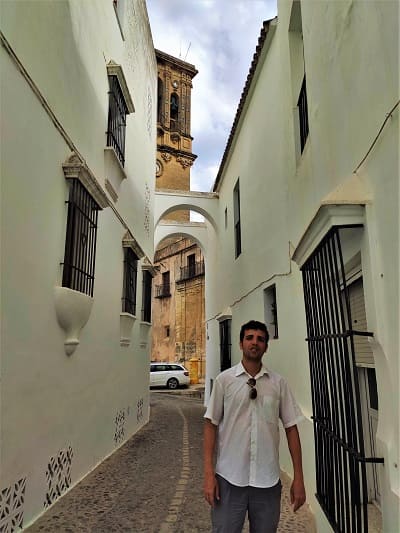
[247,378,257,400]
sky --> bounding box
[147,0,277,193]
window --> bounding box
[162,271,170,291]
[142,270,153,322]
[62,179,100,297]
[165,326,170,337]
[298,75,309,152]
[264,285,278,339]
[150,365,166,372]
[187,254,196,278]
[113,0,125,39]
[289,1,309,156]
[122,248,138,315]
[224,207,228,229]
[219,319,231,371]
[233,179,241,258]
[107,74,128,166]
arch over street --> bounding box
[154,189,219,231]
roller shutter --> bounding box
[348,278,374,366]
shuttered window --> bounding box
[348,278,374,366]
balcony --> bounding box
[177,261,205,282]
[155,283,171,298]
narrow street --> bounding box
[26,392,314,532]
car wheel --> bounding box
[167,378,179,389]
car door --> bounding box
[150,364,165,386]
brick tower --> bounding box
[152,50,205,380]
[155,49,198,221]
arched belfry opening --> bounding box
[170,92,179,130]
[157,77,163,123]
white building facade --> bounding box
[202,1,399,532]
[1,0,157,529]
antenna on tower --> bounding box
[184,42,191,61]
[179,41,182,59]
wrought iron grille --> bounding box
[301,227,383,533]
[298,75,309,153]
[155,283,171,298]
[122,248,138,315]
[142,270,153,322]
[219,319,231,372]
[179,260,205,281]
[106,75,128,166]
[62,179,99,297]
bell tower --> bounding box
[155,49,198,221]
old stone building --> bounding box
[152,50,205,378]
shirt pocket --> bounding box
[263,395,279,424]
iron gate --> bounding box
[301,227,383,533]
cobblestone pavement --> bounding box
[26,392,315,532]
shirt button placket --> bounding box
[249,400,257,485]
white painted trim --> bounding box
[120,313,136,346]
[292,204,365,267]
[54,286,94,355]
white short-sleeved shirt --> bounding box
[204,362,304,488]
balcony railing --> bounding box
[178,261,205,282]
[155,283,171,298]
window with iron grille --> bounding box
[155,271,171,298]
[219,319,232,372]
[142,270,153,322]
[62,179,100,297]
[107,74,128,166]
[301,227,383,533]
[122,248,138,315]
[233,179,241,258]
[298,75,309,153]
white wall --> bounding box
[1,0,157,528]
[204,1,399,531]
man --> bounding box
[203,320,306,533]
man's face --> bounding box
[240,328,268,362]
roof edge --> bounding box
[212,17,277,192]
[155,48,198,77]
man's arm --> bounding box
[285,424,306,512]
[203,418,220,507]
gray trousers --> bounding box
[211,475,281,533]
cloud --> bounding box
[147,0,277,191]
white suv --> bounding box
[149,362,190,389]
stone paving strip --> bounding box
[26,392,315,532]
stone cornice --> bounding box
[107,61,135,113]
[141,257,157,277]
[122,230,145,259]
[62,153,109,209]
[157,145,197,161]
[155,49,198,78]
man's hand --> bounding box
[204,472,220,507]
[290,477,306,512]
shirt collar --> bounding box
[235,361,269,378]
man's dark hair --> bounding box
[240,320,269,343]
